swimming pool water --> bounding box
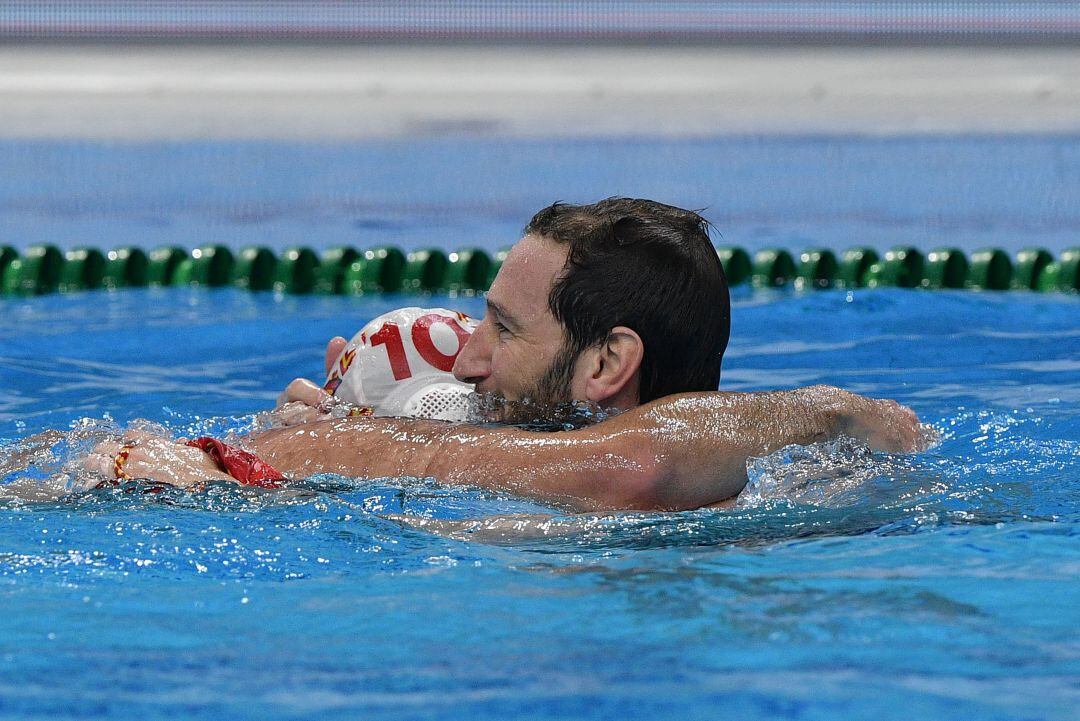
[3,135,1079,257]
[1,287,1077,720]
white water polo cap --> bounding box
[323,307,478,421]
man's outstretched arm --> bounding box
[245,386,923,511]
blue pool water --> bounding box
[3,136,1080,257]
[1,286,1077,720]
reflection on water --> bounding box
[1,407,1071,553]
[1,288,1077,721]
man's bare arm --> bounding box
[245,385,923,512]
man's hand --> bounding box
[86,430,231,489]
[268,336,348,428]
[275,377,331,409]
[812,385,926,453]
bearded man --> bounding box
[90,199,922,510]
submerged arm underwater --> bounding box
[240,385,921,511]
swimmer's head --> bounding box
[325,308,477,422]
[453,199,729,410]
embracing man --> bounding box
[90,198,923,510]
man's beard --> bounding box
[521,342,578,410]
[468,343,599,429]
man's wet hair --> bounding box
[525,198,730,403]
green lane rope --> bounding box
[173,245,235,287]
[314,247,360,295]
[103,247,149,289]
[866,246,923,289]
[401,248,448,293]
[1013,248,1053,290]
[232,246,278,292]
[1,246,19,288]
[3,245,63,295]
[273,247,319,295]
[796,248,838,290]
[2,244,1078,297]
[59,247,106,292]
[343,247,406,295]
[836,247,879,288]
[1055,248,1080,292]
[444,248,492,294]
[968,248,1013,290]
[147,246,188,286]
[752,248,796,288]
[923,248,968,289]
[716,247,751,286]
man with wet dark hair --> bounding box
[451,199,729,421]
[530,198,729,403]
[92,199,924,511]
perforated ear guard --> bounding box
[399,381,472,422]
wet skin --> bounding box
[83,232,927,510]
[451,233,580,400]
[86,384,925,511]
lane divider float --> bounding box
[0,244,1077,296]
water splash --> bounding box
[737,436,945,510]
[465,392,619,430]
[0,416,123,500]
[1,403,1074,555]
[0,411,270,503]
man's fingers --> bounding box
[276,378,330,410]
[269,401,329,428]
[272,336,345,410]
[124,444,189,474]
[90,439,119,458]
[83,452,114,477]
[276,377,312,408]
[87,434,166,475]
[83,431,234,490]
[842,395,925,454]
[896,403,922,452]
[879,400,921,452]
[325,336,348,376]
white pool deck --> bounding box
[1,44,1079,138]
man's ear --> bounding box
[584,326,643,408]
